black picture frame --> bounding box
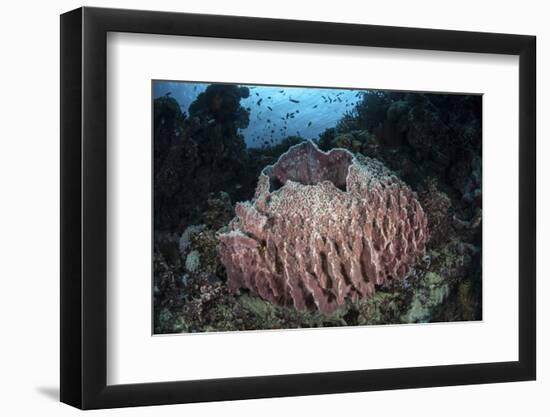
[60,6,536,410]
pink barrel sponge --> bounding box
[217,141,428,313]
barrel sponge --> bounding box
[217,141,428,313]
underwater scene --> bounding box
[153,80,482,334]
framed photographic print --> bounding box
[60,6,536,409]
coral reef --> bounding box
[154,85,257,233]
[179,224,205,258]
[154,221,479,333]
[418,177,452,246]
[326,91,482,209]
[153,83,483,333]
[202,191,234,230]
[217,141,428,313]
[402,272,449,323]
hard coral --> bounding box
[217,141,428,313]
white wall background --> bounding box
[0,0,546,415]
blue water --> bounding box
[153,81,364,148]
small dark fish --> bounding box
[267,119,271,123]
[322,95,326,100]
[257,98,263,106]
[313,104,318,109]
[267,96,272,99]
[329,97,333,103]
[279,90,284,93]
[256,92,260,96]
[295,109,299,113]
[271,130,275,133]
[193,86,197,91]
[246,107,251,111]
[337,97,342,102]
[267,106,273,111]
[289,98,300,103]
[165,92,172,96]
[308,121,312,127]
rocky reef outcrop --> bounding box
[217,141,428,313]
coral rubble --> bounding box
[217,141,428,313]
